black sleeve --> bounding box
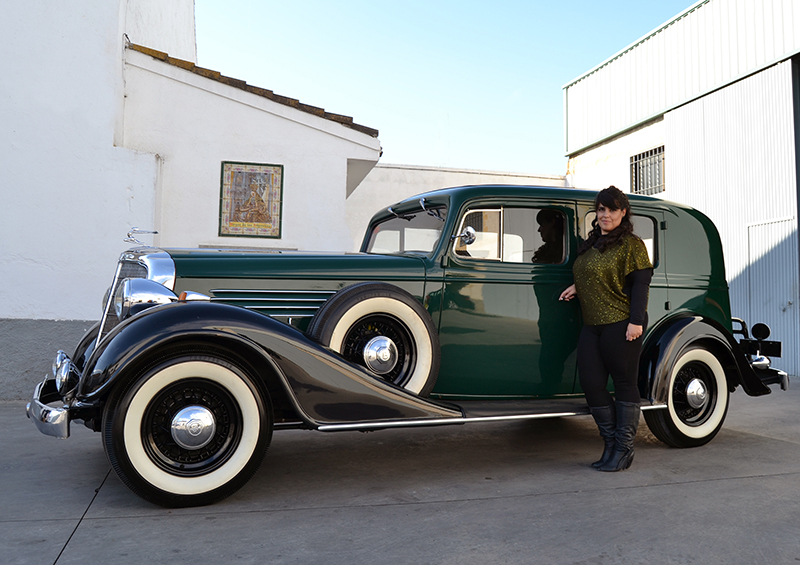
[624,268,652,326]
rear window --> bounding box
[584,212,657,266]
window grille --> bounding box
[630,146,665,195]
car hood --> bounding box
[164,248,429,281]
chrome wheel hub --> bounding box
[685,378,708,409]
[170,406,216,450]
[363,336,399,375]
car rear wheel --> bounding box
[307,282,440,396]
[644,346,729,448]
[102,354,272,507]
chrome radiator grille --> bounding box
[97,260,148,343]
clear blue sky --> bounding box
[195,1,697,176]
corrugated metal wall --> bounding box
[565,0,800,155]
[665,60,800,375]
[748,219,799,374]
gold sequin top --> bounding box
[573,235,653,326]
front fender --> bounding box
[640,314,771,403]
[79,301,460,427]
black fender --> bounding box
[78,301,461,427]
[71,321,100,373]
[640,314,771,403]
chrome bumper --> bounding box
[26,377,70,439]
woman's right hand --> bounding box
[559,284,576,301]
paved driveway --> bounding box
[4,381,799,564]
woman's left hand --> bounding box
[626,323,643,341]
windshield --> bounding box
[365,205,448,255]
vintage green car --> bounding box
[27,185,787,506]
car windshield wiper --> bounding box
[388,207,415,221]
[420,198,445,222]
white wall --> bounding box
[565,120,665,192]
[122,49,381,252]
[664,61,799,374]
[346,164,567,251]
[0,0,160,321]
[124,0,197,63]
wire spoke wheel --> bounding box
[340,314,416,387]
[143,379,241,475]
[643,346,729,448]
[103,354,272,507]
[671,361,718,428]
[307,283,440,396]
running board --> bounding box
[316,399,666,432]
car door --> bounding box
[576,204,668,394]
[433,202,581,399]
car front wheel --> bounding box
[103,354,272,507]
[644,346,729,448]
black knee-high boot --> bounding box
[598,401,640,472]
[588,405,616,469]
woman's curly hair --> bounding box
[578,186,635,255]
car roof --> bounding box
[389,184,693,212]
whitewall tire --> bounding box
[103,355,272,507]
[644,346,729,448]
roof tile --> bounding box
[127,43,378,137]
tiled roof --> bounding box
[127,43,379,138]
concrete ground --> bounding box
[3,382,799,565]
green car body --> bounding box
[27,184,787,507]
[169,185,733,400]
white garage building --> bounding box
[564,0,800,375]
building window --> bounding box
[630,146,664,195]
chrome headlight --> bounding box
[52,350,68,378]
[113,278,178,321]
[52,350,79,396]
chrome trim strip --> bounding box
[245,308,318,313]
[317,403,668,432]
[97,261,124,345]
[211,289,337,295]
[210,299,325,305]
[249,311,316,317]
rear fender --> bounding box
[640,315,771,403]
[79,301,460,427]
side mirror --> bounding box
[456,226,477,246]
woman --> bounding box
[559,186,652,472]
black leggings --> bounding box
[577,317,646,407]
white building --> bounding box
[1,0,383,398]
[564,0,800,375]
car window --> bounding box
[583,212,657,265]
[454,207,565,264]
[366,205,447,255]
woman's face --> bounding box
[596,203,626,235]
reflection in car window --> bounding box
[454,207,565,264]
[365,205,448,255]
[584,212,657,265]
